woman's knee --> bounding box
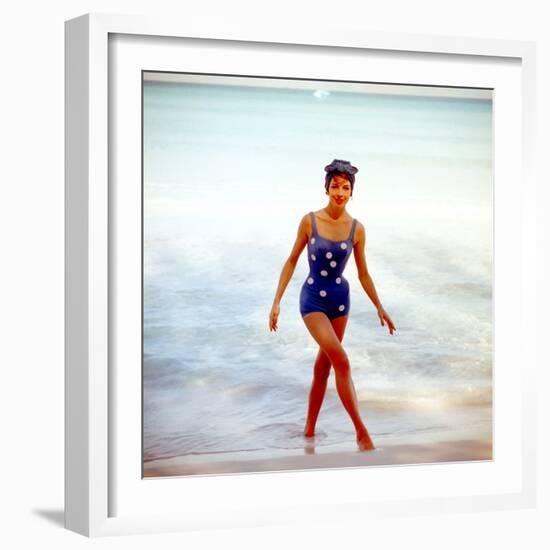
[313,351,331,380]
[328,348,350,376]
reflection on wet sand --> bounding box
[143,438,492,478]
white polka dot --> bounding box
[320,270,328,276]
[340,242,347,250]
[307,277,314,285]
[311,254,316,261]
[320,290,327,297]
[338,305,345,311]
[330,261,337,268]
[336,277,341,284]
[311,237,316,244]
[326,252,333,259]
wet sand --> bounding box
[143,437,492,478]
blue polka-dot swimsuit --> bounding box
[300,211,358,321]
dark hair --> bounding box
[324,159,359,194]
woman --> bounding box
[269,159,395,452]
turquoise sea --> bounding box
[143,77,493,466]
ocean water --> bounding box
[143,78,493,463]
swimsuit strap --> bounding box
[309,212,318,237]
[348,218,358,241]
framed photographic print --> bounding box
[65,13,537,537]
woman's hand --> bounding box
[269,302,280,332]
[377,306,395,335]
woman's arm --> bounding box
[269,215,309,331]
[353,222,396,335]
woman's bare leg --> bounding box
[302,312,375,451]
[304,315,348,437]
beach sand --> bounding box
[143,436,492,478]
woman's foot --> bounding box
[357,432,375,452]
[304,426,315,438]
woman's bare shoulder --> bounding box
[298,212,312,233]
[299,211,312,223]
[353,219,366,245]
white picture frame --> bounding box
[65,12,537,537]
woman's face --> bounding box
[327,174,352,206]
